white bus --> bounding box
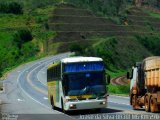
[47,57,110,112]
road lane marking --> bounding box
[43,97,48,100]
[108,100,130,106]
[17,63,52,110]
[27,65,48,95]
[17,99,24,102]
[110,95,129,99]
[17,53,71,112]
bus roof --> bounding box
[61,57,103,63]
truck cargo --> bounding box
[127,56,160,113]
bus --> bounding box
[47,57,110,112]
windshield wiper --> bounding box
[77,86,90,98]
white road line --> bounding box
[108,100,130,106]
[110,95,129,99]
[17,63,52,110]
[27,64,48,95]
[17,99,24,102]
[43,97,48,100]
[17,53,72,114]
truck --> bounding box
[127,56,160,113]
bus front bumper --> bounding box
[64,99,107,111]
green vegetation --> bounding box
[135,35,160,55]
[0,2,23,14]
[108,84,130,95]
[106,69,127,79]
[66,0,129,16]
[72,37,151,71]
[144,9,160,19]
[0,1,55,78]
[13,29,33,49]
[0,0,160,87]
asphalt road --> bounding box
[0,53,159,120]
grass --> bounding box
[0,32,13,45]
[106,69,127,78]
[143,9,160,19]
[0,52,46,80]
[106,69,129,96]
[0,5,56,78]
[108,84,130,95]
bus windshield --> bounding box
[64,72,106,96]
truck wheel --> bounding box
[132,95,138,109]
[145,96,150,112]
[150,96,158,113]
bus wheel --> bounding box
[61,99,66,114]
[51,96,55,109]
[145,96,150,112]
[95,108,101,113]
[132,95,139,110]
[150,96,158,113]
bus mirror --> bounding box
[127,72,130,79]
[107,75,110,85]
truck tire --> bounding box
[150,96,158,113]
[145,96,150,112]
[132,95,138,110]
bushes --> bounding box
[69,43,84,55]
[13,29,33,49]
[0,2,23,14]
[0,29,39,77]
[21,42,39,58]
[135,35,160,55]
[108,84,130,95]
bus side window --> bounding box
[57,64,61,79]
[52,64,61,80]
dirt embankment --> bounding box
[111,76,129,85]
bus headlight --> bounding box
[100,101,106,105]
[69,104,77,109]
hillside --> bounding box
[0,0,160,77]
[48,4,159,70]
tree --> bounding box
[69,43,84,54]
[0,2,23,14]
[157,0,160,8]
[133,0,142,7]
[13,29,33,49]
[8,2,23,14]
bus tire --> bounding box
[145,95,150,112]
[50,96,55,109]
[61,98,66,113]
[95,108,101,113]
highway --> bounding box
[0,53,158,120]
